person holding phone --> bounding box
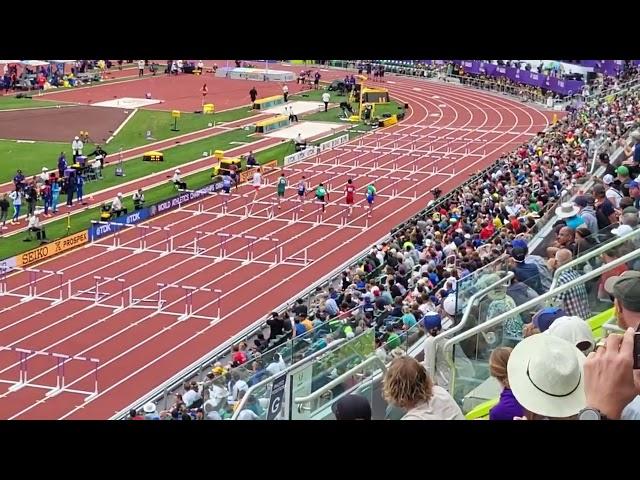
[580,271,640,420]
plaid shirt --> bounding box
[554,268,591,319]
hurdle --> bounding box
[0,345,100,401]
[129,282,167,311]
[314,200,325,225]
[278,246,312,266]
[1,267,63,304]
[389,177,402,196]
[72,275,124,308]
[244,235,257,262]
[153,283,220,321]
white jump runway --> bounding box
[265,121,346,140]
[263,101,323,116]
[92,97,161,109]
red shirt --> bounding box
[480,224,494,240]
[345,185,355,198]
[231,351,247,365]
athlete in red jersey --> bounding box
[345,178,356,216]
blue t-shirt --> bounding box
[402,313,417,329]
[295,323,307,336]
[565,215,585,230]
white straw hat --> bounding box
[508,334,585,418]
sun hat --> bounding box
[507,334,585,418]
[555,202,580,219]
[143,402,156,413]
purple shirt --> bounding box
[489,388,524,420]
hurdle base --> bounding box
[45,387,62,398]
[178,314,190,321]
[19,296,34,303]
[8,382,25,392]
[83,392,98,402]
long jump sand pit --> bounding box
[0,105,130,143]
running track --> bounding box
[0,77,552,419]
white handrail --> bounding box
[444,246,639,351]
[549,226,640,290]
[229,338,345,420]
[293,355,386,407]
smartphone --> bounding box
[634,330,640,370]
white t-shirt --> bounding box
[182,389,201,407]
[172,172,182,183]
[253,172,262,186]
[112,197,123,211]
[138,60,145,69]
[28,215,40,229]
[72,140,83,154]
[282,85,288,94]
[606,187,622,209]
[197,61,204,69]
[401,386,464,420]
[322,92,330,103]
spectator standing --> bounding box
[0,193,9,229]
[282,83,289,102]
[322,91,330,112]
[71,136,83,161]
[137,60,145,77]
[51,180,60,214]
[76,172,85,204]
[41,180,52,217]
[66,173,76,207]
[249,86,258,107]
[9,188,22,224]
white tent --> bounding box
[0,60,20,64]
[20,60,49,67]
[48,60,76,64]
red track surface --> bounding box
[33,61,343,112]
[0,76,552,419]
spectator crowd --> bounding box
[117,65,640,420]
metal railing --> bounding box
[549,226,640,290]
[228,338,346,420]
[293,355,386,414]
[443,242,640,397]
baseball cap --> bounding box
[630,180,640,189]
[604,270,640,312]
[602,174,614,185]
[422,312,442,330]
[546,316,595,354]
[331,394,372,420]
[511,239,528,250]
[623,206,639,215]
[616,165,630,176]
[532,306,567,332]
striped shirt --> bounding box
[554,268,591,319]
